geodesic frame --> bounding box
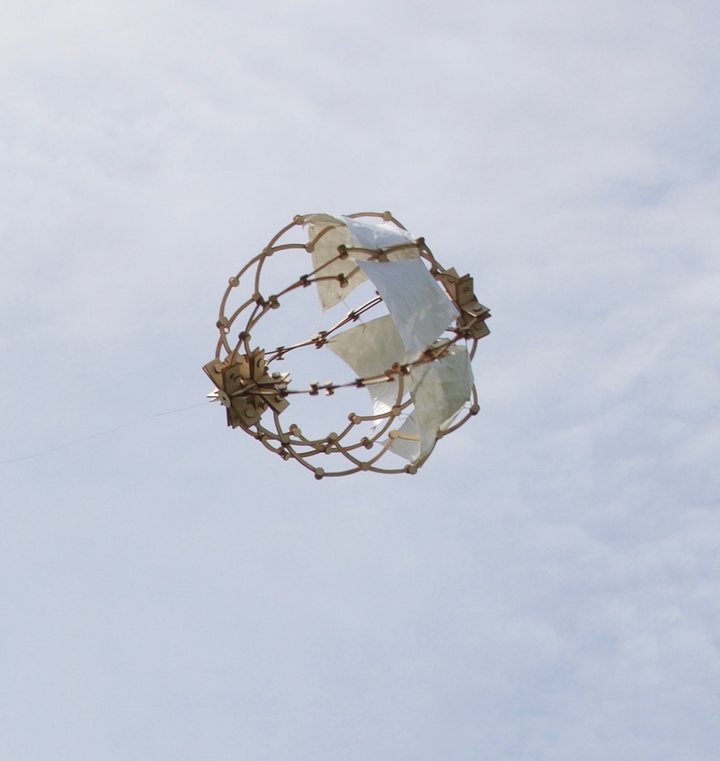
[204,212,490,478]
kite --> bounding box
[203,212,490,477]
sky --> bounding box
[1,0,719,758]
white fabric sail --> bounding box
[303,214,415,250]
[389,346,473,463]
[342,216,415,250]
[304,215,419,310]
[307,222,360,310]
[387,413,421,462]
[356,258,459,356]
[304,214,472,465]
[327,316,413,417]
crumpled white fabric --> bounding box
[327,316,413,418]
[356,258,459,356]
[304,215,418,310]
[389,346,473,463]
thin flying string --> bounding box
[0,401,211,466]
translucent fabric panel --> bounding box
[342,216,416,250]
[356,258,459,356]
[308,222,366,310]
[389,346,473,463]
[327,316,412,418]
[305,215,419,311]
[388,413,421,462]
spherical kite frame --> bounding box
[204,212,490,478]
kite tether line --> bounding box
[0,401,210,466]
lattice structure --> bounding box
[204,212,490,477]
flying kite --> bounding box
[203,212,490,477]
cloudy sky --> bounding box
[2,0,719,758]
